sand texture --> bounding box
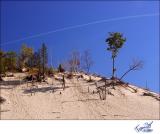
[0,73,159,119]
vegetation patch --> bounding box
[0,97,6,104]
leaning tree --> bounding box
[120,59,143,80]
[106,32,126,79]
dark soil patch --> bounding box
[0,97,6,104]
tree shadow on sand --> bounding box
[61,98,99,104]
[0,86,14,90]
[23,86,69,94]
[0,80,25,86]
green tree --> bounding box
[33,51,41,68]
[0,50,5,80]
[106,32,126,78]
[4,51,17,72]
[20,44,33,69]
[58,64,65,72]
[36,50,42,75]
[27,54,34,68]
[41,43,48,78]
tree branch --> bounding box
[120,59,143,80]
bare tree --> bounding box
[68,51,80,72]
[61,60,70,71]
[81,50,93,73]
[120,59,144,80]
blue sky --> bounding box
[1,1,159,93]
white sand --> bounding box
[0,73,159,119]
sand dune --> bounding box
[0,72,159,119]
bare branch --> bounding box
[120,59,144,80]
[81,50,93,73]
[129,59,143,71]
[68,50,81,72]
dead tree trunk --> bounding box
[112,57,115,78]
[62,75,65,90]
[104,81,107,100]
[0,76,3,81]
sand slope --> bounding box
[0,73,159,119]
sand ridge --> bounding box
[0,72,159,119]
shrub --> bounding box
[58,64,65,72]
[66,73,73,79]
[47,67,55,76]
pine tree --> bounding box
[58,64,65,72]
[41,43,48,79]
[106,32,126,79]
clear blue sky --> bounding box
[1,1,159,93]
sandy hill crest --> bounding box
[0,72,159,119]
